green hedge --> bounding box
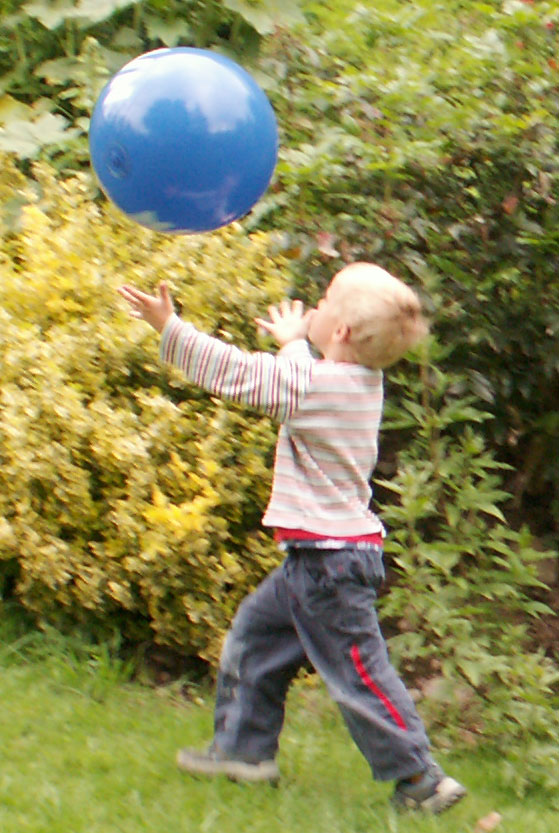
[0,156,288,662]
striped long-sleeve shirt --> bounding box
[160,313,384,538]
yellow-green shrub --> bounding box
[0,156,289,662]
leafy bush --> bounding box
[375,335,559,799]
[0,0,304,164]
[0,154,288,662]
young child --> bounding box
[118,262,466,814]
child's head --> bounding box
[308,262,428,369]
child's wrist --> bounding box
[157,312,176,334]
[278,338,311,357]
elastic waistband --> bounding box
[281,540,383,555]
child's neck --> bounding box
[321,342,357,363]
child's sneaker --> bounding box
[391,764,466,813]
[176,746,280,784]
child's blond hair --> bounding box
[335,263,428,369]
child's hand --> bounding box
[255,300,312,347]
[118,282,174,333]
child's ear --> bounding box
[334,323,351,344]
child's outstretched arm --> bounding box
[118,282,174,333]
[118,285,314,422]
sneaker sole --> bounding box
[394,777,467,814]
[427,777,467,813]
[176,749,280,784]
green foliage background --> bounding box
[1,0,559,797]
[1,0,558,526]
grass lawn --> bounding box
[0,622,557,833]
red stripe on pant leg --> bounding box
[350,644,408,732]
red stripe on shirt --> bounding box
[274,528,383,545]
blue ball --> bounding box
[89,48,278,234]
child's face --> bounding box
[307,273,347,355]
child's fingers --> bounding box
[118,285,152,309]
[117,289,141,312]
[281,299,305,318]
[117,286,134,303]
[266,305,282,323]
[119,284,150,302]
[254,317,274,333]
[255,300,306,333]
[270,300,305,320]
